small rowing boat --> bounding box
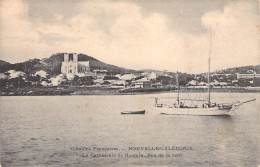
[121,110,145,114]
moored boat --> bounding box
[159,107,232,116]
[154,28,255,116]
[121,110,145,114]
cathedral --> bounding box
[61,53,91,77]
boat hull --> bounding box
[156,107,232,116]
[121,110,145,114]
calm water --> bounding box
[1,93,259,167]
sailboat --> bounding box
[154,28,255,116]
[154,71,235,116]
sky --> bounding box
[0,0,259,73]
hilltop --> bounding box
[215,65,260,74]
[0,53,136,77]
[0,60,11,72]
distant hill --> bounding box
[0,54,259,77]
[0,60,10,66]
[214,65,260,74]
[0,60,11,72]
[141,65,260,76]
[139,69,175,76]
[0,53,136,77]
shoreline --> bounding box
[1,86,260,96]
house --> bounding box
[115,74,121,78]
[212,80,227,87]
[119,74,137,80]
[94,78,104,85]
[34,70,48,78]
[0,73,8,80]
[219,82,228,86]
[147,72,157,80]
[131,77,161,88]
[213,80,220,86]
[93,70,107,79]
[236,72,260,79]
[232,80,238,83]
[50,74,67,86]
[131,77,150,88]
[110,80,127,88]
[40,81,49,86]
[6,70,26,79]
[141,72,150,76]
[198,82,207,86]
[187,80,199,86]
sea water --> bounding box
[0,92,259,167]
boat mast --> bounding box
[176,71,180,106]
[208,26,211,104]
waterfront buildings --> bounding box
[236,71,260,79]
[131,77,162,88]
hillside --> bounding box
[0,54,259,77]
[0,60,11,72]
[139,69,175,76]
[218,65,260,74]
[0,53,135,76]
[0,60,10,66]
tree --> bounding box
[156,76,172,86]
[76,76,94,86]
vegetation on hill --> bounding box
[0,53,135,77]
[0,60,11,73]
[0,53,259,88]
[215,65,260,74]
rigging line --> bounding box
[208,25,212,104]
[232,107,237,116]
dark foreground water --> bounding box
[1,93,259,167]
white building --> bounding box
[50,74,67,86]
[34,70,48,78]
[40,81,49,86]
[236,72,260,79]
[131,77,161,88]
[213,80,227,86]
[6,70,26,79]
[147,72,157,80]
[61,53,91,77]
[93,69,107,79]
[187,80,199,86]
[131,77,151,88]
[198,82,207,86]
[0,73,8,79]
[119,74,137,80]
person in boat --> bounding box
[179,102,184,108]
[202,103,208,108]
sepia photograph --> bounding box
[0,0,259,166]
